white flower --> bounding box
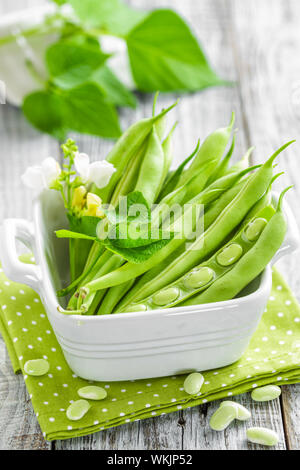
[21,157,61,192]
[74,152,116,188]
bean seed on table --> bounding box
[66,400,91,421]
[251,385,281,402]
[24,359,50,376]
[209,402,238,431]
[246,427,279,447]
[220,401,251,420]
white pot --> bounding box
[0,191,299,381]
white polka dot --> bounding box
[56,366,62,371]
[72,374,77,378]
[276,285,282,291]
[246,357,252,361]
[162,384,168,388]
[40,314,45,318]
[128,401,134,405]
[104,385,110,389]
[254,366,260,370]
[252,384,258,388]
[145,404,151,408]
[272,370,277,373]
[34,298,39,303]
[19,356,23,361]
[19,289,25,294]
[38,382,44,386]
[28,345,33,349]
[51,348,56,352]
[13,337,18,343]
[48,374,53,378]
[120,412,125,417]
[102,408,107,412]
[60,408,65,412]
[287,330,293,335]
[221,384,227,387]
[177,405,182,409]
[125,419,130,423]
[171,398,176,402]
[24,375,28,380]
[4,281,10,286]
[285,300,292,306]
[247,375,252,378]
[68,426,72,430]
[271,350,277,354]
[204,381,210,385]
[53,393,58,397]
[202,399,207,403]
[254,348,260,352]
[49,417,55,422]
[22,328,28,332]
[16,312,22,316]
[43,356,48,360]
[229,374,235,378]
[277,312,284,318]
[294,318,300,323]
[262,337,268,342]
[279,360,285,364]
[63,384,68,388]
[44,402,49,405]
[94,420,99,425]
[213,372,219,375]
[7,321,12,326]
[179,388,184,391]
[46,330,51,334]
[25,305,31,310]
[279,341,285,345]
[32,321,37,325]
[228,392,233,396]
[151,411,157,415]
[277,377,282,381]
[270,326,276,330]
[121,389,126,393]
[137,391,143,394]
[146,383,152,387]
[10,296,16,300]
[111,398,117,402]
[269,296,275,301]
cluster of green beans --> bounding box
[57,98,294,316]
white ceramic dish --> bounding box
[0,190,299,381]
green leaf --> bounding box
[23,83,121,139]
[102,236,173,263]
[61,82,121,138]
[67,213,101,237]
[127,9,226,92]
[69,0,146,36]
[92,65,136,108]
[22,91,67,140]
[46,37,109,89]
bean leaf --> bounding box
[127,9,226,92]
[23,83,121,139]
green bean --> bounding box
[182,187,291,306]
[177,112,235,188]
[157,122,177,197]
[97,279,135,315]
[121,205,275,312]
[157,140,200,201]
[251,385,281,402]
[225,146,254,175]
[206,133,236,184]
[135,126,165,206]
[246,427,279,447]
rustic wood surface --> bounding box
[0,0,299,450]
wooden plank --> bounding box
[230,0,300,450]
[0,0,59,450]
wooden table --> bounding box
[0,0,300,451]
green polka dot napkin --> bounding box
[0,260,300,441]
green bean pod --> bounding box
[121,205,275,312]
[177,113,235,188]
[182,187,290,306]
[97,279,135,315]
[206,133,236,184]
[134,126,165,206]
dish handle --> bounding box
[0,218,41,292]
[271,195,300,265]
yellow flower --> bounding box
[72,186,87,209]
[86,192,102,217]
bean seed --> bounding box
[24,359,50,376]
[78,386,107,401]
[247,427,279,447]
[152,287,180,306]
[216,243,243,266]
[220,401,251,420]
[251,385,281,402]
[184,267,214,289]
[125,304,147,313]
[244,217,267,242]
[183,372,204,395]
[66,400,91,421]
[209,402,238,431]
